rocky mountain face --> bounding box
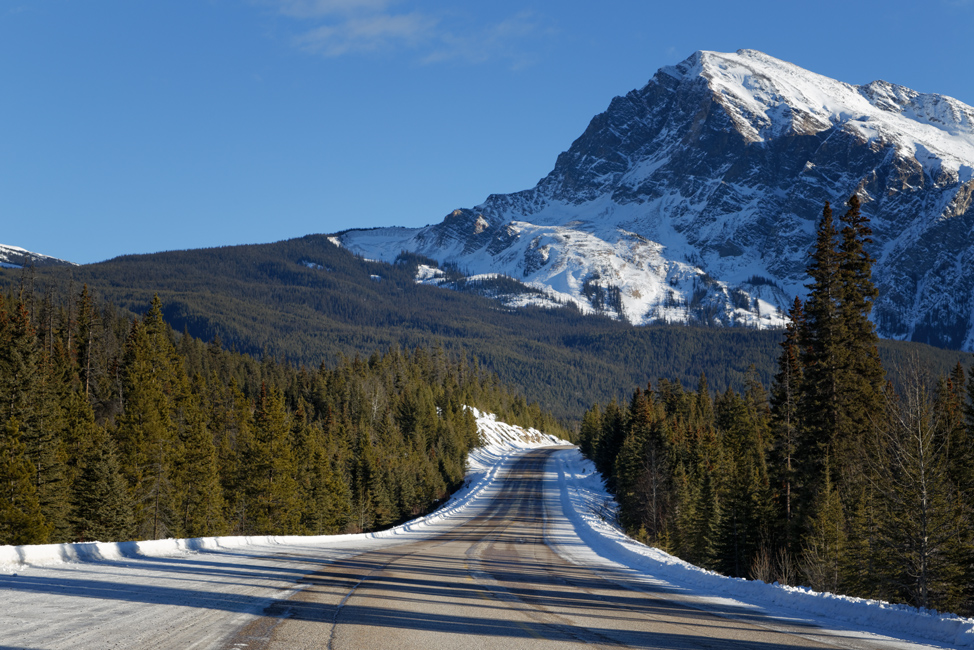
[0,244,75,269]
[340,49,974,351]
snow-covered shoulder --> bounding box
[544,447,974,650]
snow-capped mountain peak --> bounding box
[688,50,974,179]
[340,49,974,351]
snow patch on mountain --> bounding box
[341,49,974,349]
[0,243,76,268]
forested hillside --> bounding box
[0,287,563,546]
[2,235,969,421]
[582,198,974,616]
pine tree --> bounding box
[799,196,885,535]
[800,202,846,491]
[171,375,227,538]
[946,365,974,493]
[770,297,805,550]
[954,364,974,613]
[0,299,70,541]
[715,389,772,578]
[242,384,300,535]
[75,284,97,400]
[114,297,186,540]
[687,439,722,570]
[614,389,670,541]
[835,194,884,489]
[0,418,51,545]
[594,399,625,486]
[801,458,846,593]
[71,426,134,542]
[578,403,602,460]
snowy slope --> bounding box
[1,412,971,648]
[0,243,75,268]
[341,49,974,350]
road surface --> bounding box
[222,448,924,650]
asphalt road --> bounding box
[222,448,922,650]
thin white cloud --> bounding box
[271,2,552,66]
[275,0,394,18]
[422,11,548,67]
[294,11,437,56]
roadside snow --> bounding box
[0,412,970,649]
[544,448,974,650]
[0,411,565,649]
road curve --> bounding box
[224,448,911,650]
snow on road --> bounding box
[1,410,972,649]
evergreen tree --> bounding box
[594,399,625,486]
[770,297,805,550]
[578,403,602,459]
[800,202,846,496]
[171,375,227,538]
[114,297,186,540]
[75,284,97,400]
[71,426,134,542]
[686,436,722,569]
[801,458,846,593]
[242,384,300,535]
[0,418,51,545]
[714,388,772,578]
[799,196,885,549]
[0,299,70,541]
[614,389,670,543]
[835,194,885,488]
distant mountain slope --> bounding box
[341,49,974,351]
[3,235,968,421]
[0,243,75,268]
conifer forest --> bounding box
[0,289,561,547]
[2,194,974,620]
[579,196,974,615]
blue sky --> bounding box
[3,0,973,264]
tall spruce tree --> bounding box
[800,202,846,488]
[714,388,772,578]
[770,297,805,550]
[835,194,884,487]
[75,284,97,400]
[0,299,70,542]
[114,297,186,540]
[799,195,885,568]
[172,375,227,538]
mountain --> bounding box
[339,49,974,351]
[0,243,75,269]
[4,234,967,422]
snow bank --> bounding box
[468,406,566,449]
[545,448,974,649]
[2,409,971,649]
